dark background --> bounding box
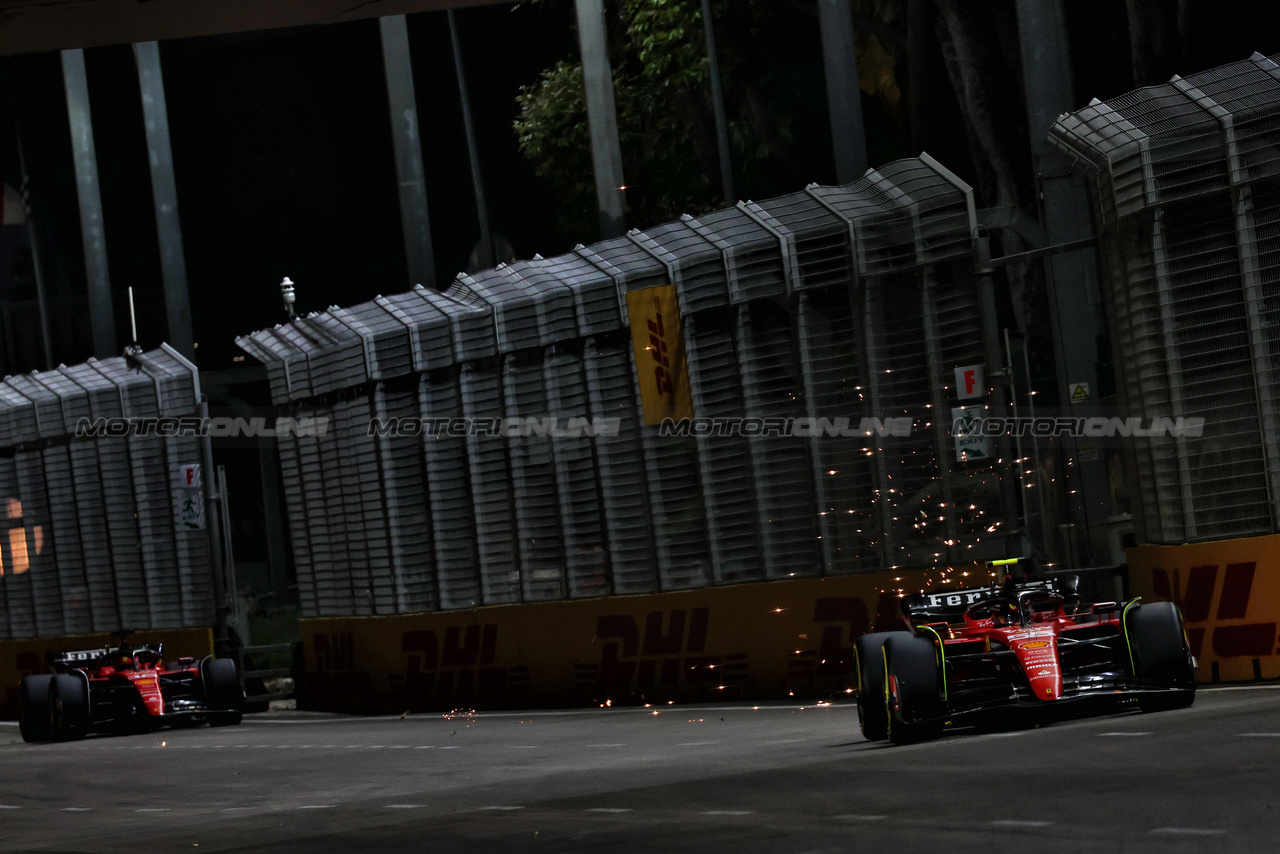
[3,0,1280,368]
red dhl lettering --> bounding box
[647,297,674,399]
[1150,562,1279,658]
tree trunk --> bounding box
[932,0,1032,212]
[1125,0,1184,86]
[908,0,934,155]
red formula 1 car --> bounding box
[17,640,245,742]
[855,574,1197,745]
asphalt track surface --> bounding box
[1,686,1277,853]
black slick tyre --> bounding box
[202,658,245,726]
[884,634,943,745]
[18,675,54,743]
[50,673,90,740]
[854,631,904,741]
[1127,601,1196,712]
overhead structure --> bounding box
[239,155,1009,620]
[0,0,503,57]
[1048,51,1280,544]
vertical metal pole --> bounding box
[1004,328,1033,554]
[380,14,436,289]
[135,41,195,361]
[448,9,494,270]
[574,0,627,239]
[699,0,735,204]
[816,0,868,184]
[974,230,1023,558]
[162,343,231,643]
[1015,0,1110,564]
[11,116,54,369]
[258,435,291,604]
[921,272,959,562]
[200,398,232,642]
[216,463,240,618]
[61,49,117,360]
[860,282,896,568]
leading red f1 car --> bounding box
[17,639,246,742]
[855,573,1197,744]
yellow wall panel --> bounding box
[300,566,989,713]
[1128,535,1280,682]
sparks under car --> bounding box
[17,640,245,741]
[855,574,1197,745]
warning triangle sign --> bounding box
[1070,383,1090,402]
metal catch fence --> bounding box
[238,155,1005,619]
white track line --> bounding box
[990,820,1052,827]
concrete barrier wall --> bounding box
[1128,535,1280,683]
[1,627,214,719]
[299,567,986,713]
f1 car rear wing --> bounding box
[49,642,165,668]
[900,586,998,625]
[51,648,111,667]
[901,576,1081,625]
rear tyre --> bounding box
[18,675,54,743]
[884,634,943,745]
[50,674,90,740]
[202,658,245,726]
[1128,601,1196,712]
[854,632,904,741]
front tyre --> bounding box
[50,674,90,740]
[1127,601,1196,712]
[884,634,943,745]
[18,675,54,743]
[202,658,245,726]
[854,632,906,741]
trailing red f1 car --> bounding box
[856,574,1197,745]
[17,640,246,742]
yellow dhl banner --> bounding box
[1128,534,1280,682]
[298,565,989,714]
[627,284,693,425]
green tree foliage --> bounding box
[514,0,820,239]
